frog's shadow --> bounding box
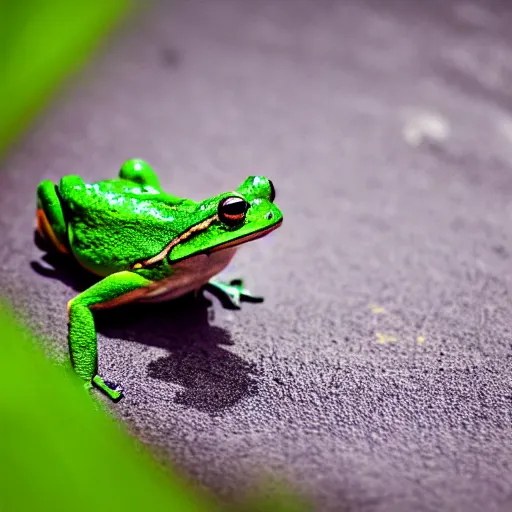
[30,246,259,415]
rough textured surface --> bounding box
[2,0,512,510]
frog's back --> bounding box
[58,176,193,276]
[59,175,190,208]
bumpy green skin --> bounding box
[36,159,282,401]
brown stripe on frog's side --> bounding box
[131,212,282,271]
[131,215,219,270]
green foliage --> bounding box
[0,300,218,511]
[0,0,129,156]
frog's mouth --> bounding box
[206,218,283,254]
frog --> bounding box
[35,159,283,402]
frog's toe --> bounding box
[92,375,124,402]
[227,289,241,309]
[105,380,124,393]
[105,383,124,402]
[229,279,264,303]
[223,289,244,310]
[240,291,264,303]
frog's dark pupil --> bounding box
[218,196,248,225]
[223,197,246,214]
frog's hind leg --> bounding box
[118,159,161,190]
[36,180,69,255]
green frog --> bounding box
[35,159,283,402]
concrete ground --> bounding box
[2,0,512,510]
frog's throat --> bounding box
[132,215,219,269]
[132,215,282,270]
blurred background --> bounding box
[2,1,512,511]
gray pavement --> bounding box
[2,0,512,510]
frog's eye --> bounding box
[218,196,249,226]
[268,180,276,202]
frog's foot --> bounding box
[92,375,124,402]
[204,278,264,310]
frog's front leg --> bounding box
[67,270,152,401]
[204,278,264,310]
[118,159,161,190]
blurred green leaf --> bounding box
[0,299,219,512]
[0,0,129,156]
